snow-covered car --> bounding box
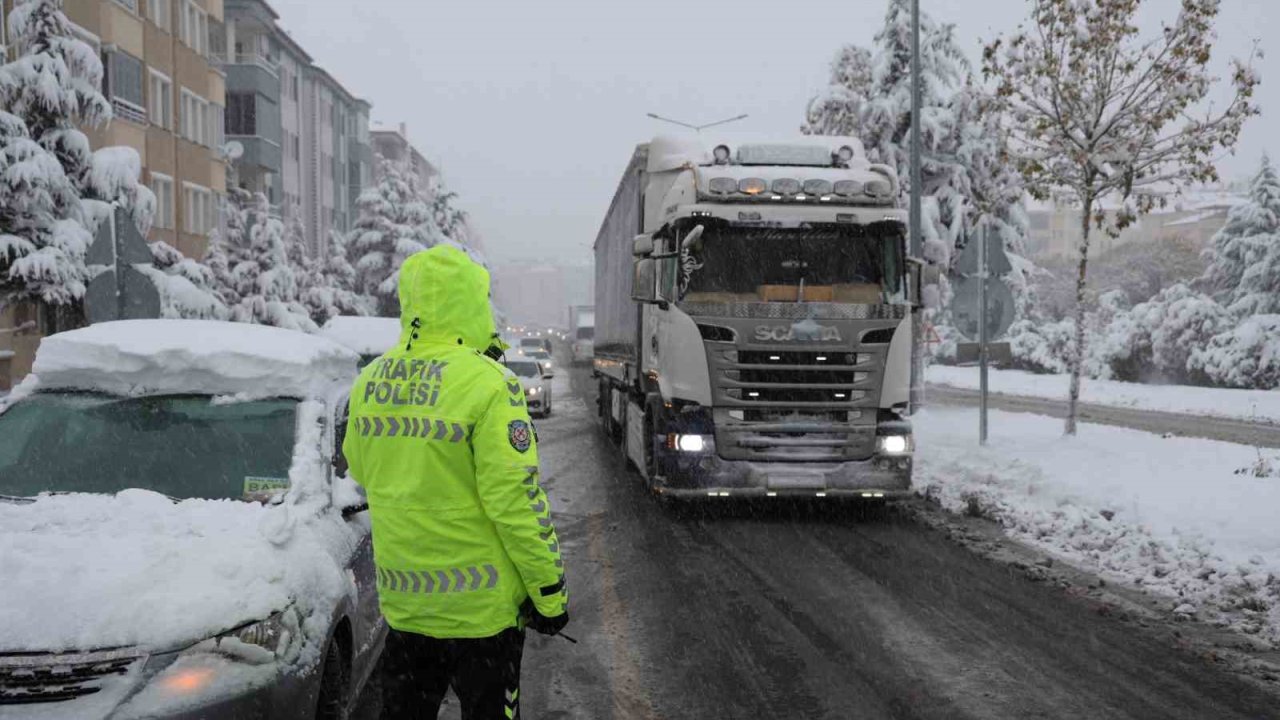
[506,357,554,417]
[0,320,384,720]
[319,316,402,368]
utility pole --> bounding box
[908,0,926,413]
[978,219,989,445]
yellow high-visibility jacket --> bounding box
[343,246,566,639]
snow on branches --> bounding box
[982,0,1260,433]
[349,156,442,316]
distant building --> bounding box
[220,0,372,255]
[371,123,439,195]
[1024,186,1245,261]
[491,261,594,329]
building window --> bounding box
[148,69,172,129]
[103,50,146,123]
[226,92,256,135]
[150,173,174,230]
[183,183,214,235]
[208,103,224,148]
[113,0,139,12]
[291,74,299,101]
[293,135,300,161]
[147,0,170,31]
[179,88,207,145]
[178,0,207,56]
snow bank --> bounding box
[319,316,402,357]
[32,319,359,398]
[927,364,1280,424]
[916,407,1280,643]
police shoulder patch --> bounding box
[508,419,532,453]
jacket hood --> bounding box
[397,246,496,353]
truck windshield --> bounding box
[0,393,298,501]
[680,224,904,304]
[576,327,594,340]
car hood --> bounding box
[514,376,545,391]
[0,489,357,653]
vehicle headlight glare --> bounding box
[708,177,738,195]
[739,178,768,195]
[526,386,541,396]
[676,434,706,452]
[877,435,911,455]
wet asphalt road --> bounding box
[489,367,1280,720]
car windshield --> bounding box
[520,339,542,348]
[0,393,298,501]
[506,361,541,378]
[525,349,550,359]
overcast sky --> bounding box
[270,0,1276,266]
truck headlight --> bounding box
[877,435,912,455]
[674,434,706,452]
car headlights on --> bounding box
[526,386,541,396]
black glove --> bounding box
[521,599,569,636]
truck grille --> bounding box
[708,340,891,462]
[0,650,141,705]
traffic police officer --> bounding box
[344,246,568,719]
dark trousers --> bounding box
[381,627,525,720]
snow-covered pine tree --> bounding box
[983,0,1260,434]
[0,109,91,314]
[349,156,440,316]
[0,0,111,195]
[317,229,371,319]
[1200,155,1280,315]
[81,146,156,238]
[430,183,467,243]
[208,191,315,331]
[140,240,227,320]
[802,46,873,138]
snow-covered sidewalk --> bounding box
[927,365,1280,424]
[915,406,1280,645]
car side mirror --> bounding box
[543,373,554,380]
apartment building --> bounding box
[371,122,440,195]
[1,0,227,391]
[221,0,371,256]
[1024,186,1245,261]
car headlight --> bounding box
[526,386,541,396]
[876,435,912,455]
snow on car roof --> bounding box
[32,320,359,398]
[319,316,403,357]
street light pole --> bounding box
[908,0,926,414]
[646,113,750,132]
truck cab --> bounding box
[594,135,921,500]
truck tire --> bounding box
[641,396,666,488]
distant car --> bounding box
[522,346,555,374]
[506,357,554,418]
[571,326,594,365]
[0,320,382,720]
[320,316,402,367]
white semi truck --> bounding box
[569,305,595,365]
[592,135,924,500]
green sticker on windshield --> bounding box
[244,476,290,500]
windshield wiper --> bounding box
[0,494,35,505]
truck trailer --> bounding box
[592,135,923,500]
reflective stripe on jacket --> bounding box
[343,246,566,639]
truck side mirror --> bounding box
[632,258,657,303]
[633,234,654,257]
[681,225,705,252]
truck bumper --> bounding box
[652,453,912,500]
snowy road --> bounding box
[928,384,1280,449]
[474,368,1280,720]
